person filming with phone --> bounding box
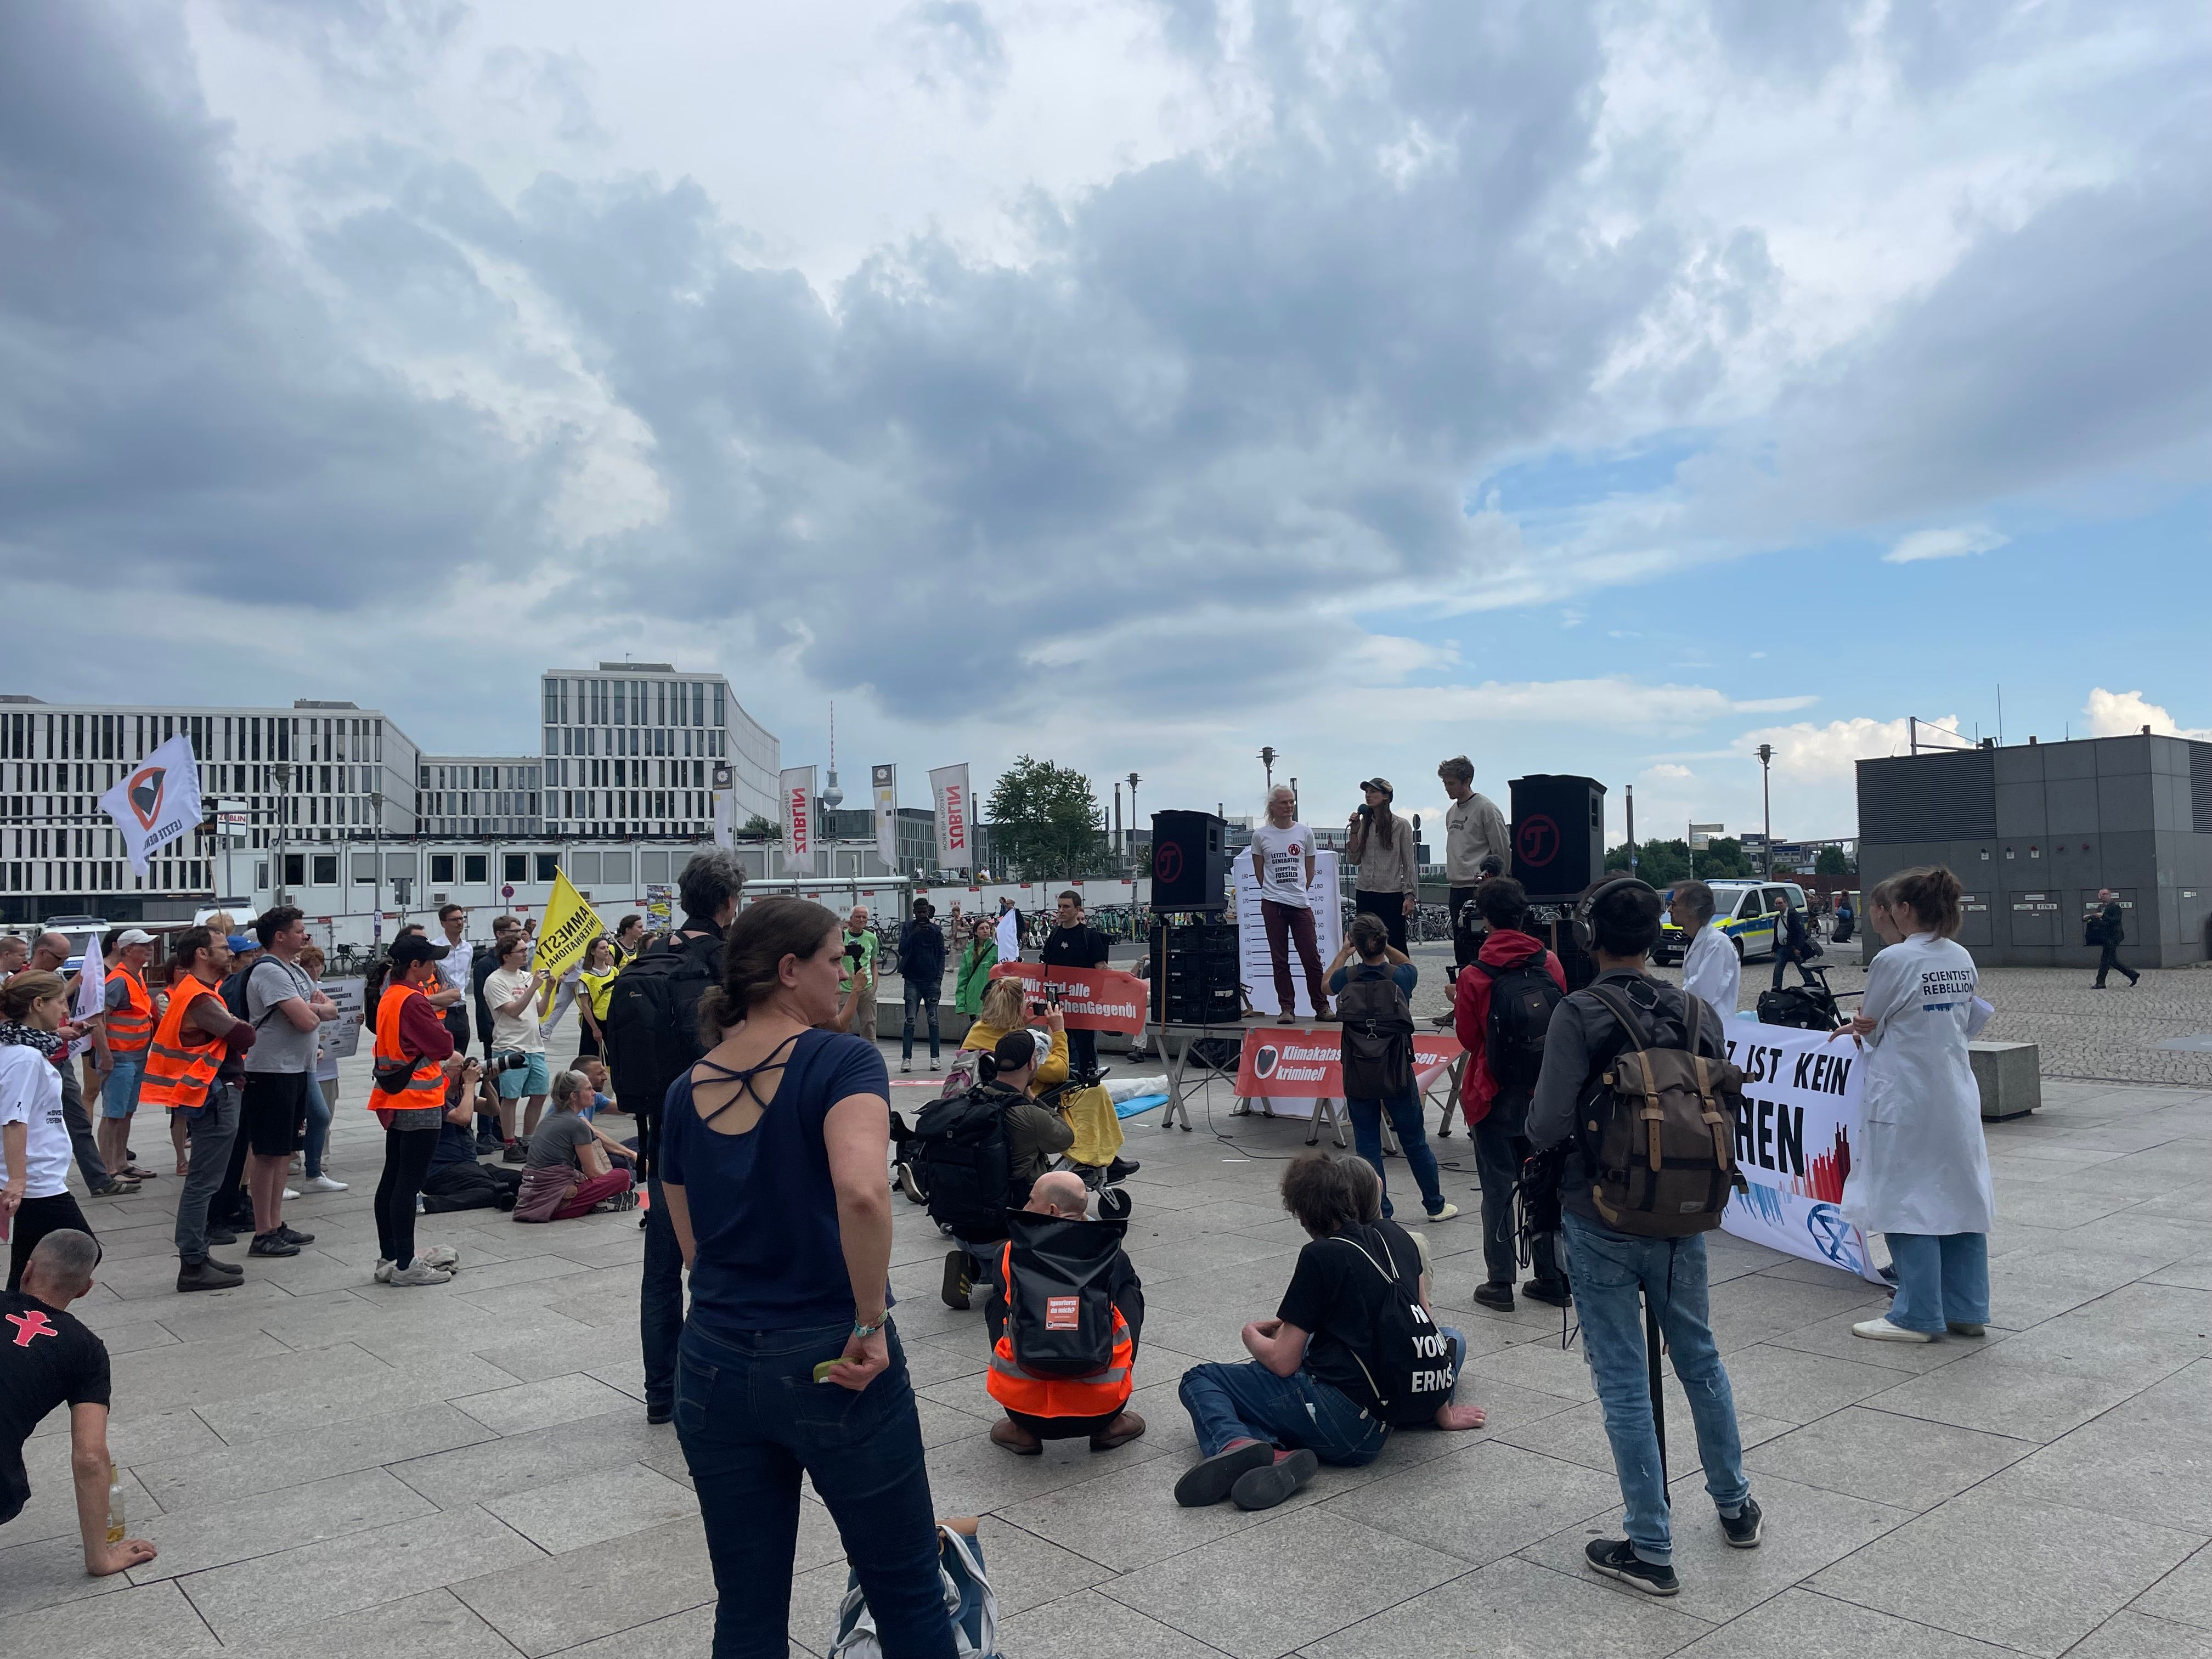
[1345,778,1419,953]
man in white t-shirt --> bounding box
[1250,786,1331,1022]
[1672,880,1741,1021]
[482,934,552,1159]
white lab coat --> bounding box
[994,909,1021,966]
[1681,922,1741,1020]
[1841,932,1994,1238]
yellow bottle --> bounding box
[105,1463,125,1545]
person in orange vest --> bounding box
[983,1170,1147,1456]
[368,934,471,1287]
[140,927,256,1292]
[92,930,161,1184]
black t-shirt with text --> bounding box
[1276,1220,1423,1413]
[0,1292,110,1524]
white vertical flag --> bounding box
[712,787,735,849]
[69,926,106,1061]
[929,763,971,873]
[779,765,817,876]
[871,765,899,868]
[98,733,204,876]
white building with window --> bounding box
[416,754,544,837]
[538,664,778,840]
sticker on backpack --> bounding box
[1044,1296,1079,1330]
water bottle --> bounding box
[106,1463,125,1545]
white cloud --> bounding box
[2084,687,2212,741]
[1642,763,1694,780]
[1882,524,2010,564]
[1735,714,1962,780]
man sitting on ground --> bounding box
[984,1170,1146,1455]
[1173,1153,1485,1513]
[0,1230,156,1574]
[419,1065,524,1214]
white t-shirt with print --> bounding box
[483,966,548,1054]
[0,1045,72,1199]
[1250,822,1316,909]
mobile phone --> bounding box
[812,1358,841,1384]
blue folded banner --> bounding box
[1114,1093,1169,1119]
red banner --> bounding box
[987,962,1149,1035]
[1233,1027,1463,1097]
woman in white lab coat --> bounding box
[1837,867,1994,1342]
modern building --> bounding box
[537,664,778,840]
[415,754,544,838]
[1857,731,2212,967]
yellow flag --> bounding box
[532,870,604,983]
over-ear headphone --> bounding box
[1572,875,1660,953]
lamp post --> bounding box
[1126,772,1140,852]
[1259,747,1277,792]
[1756,744,1774,878]
[368,789,384,944]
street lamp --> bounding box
[1259,747,1277,792]
[1756,744,1774,878]
[1126,772,1140,849]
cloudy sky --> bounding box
[4,0,2209,850]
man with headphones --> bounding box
[1526,877,1760,1598]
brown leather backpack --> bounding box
[1582,985,1747,1238]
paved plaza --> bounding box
[4,972,2212,1658]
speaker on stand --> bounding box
[1511,774,1609,992]
[1149,810,1231,912]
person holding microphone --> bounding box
[1832,868,1995,1343]
[1344,779,1418,953]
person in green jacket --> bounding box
[954,917,998,1017]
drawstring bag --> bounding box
[828,1521,998,1657]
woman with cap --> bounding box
[367,933,469,1286]
[1345,780,1419,954]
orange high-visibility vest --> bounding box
[141,974,223,1110]
[368,978,448,1114]
[104,966,155,1056]
[984,1240,1135,1420]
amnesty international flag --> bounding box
[531,871,604,983]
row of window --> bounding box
[0,710,394,767]
[542,758,709,789]
[543,725,724,760]
[0,859,206,893]
[419,764,541,791]
[542,677,726,730]
[274,847,684,890]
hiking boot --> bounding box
[1231,1448,1318,1511]
[248,1232,301,1257]
[1472,1281,1515,1312]
[1852,1317,1935,1343]
[940,1249,973,1312]
[177,1260,241,1293]
[989,1418,1043,1456]
[1585,1538,1678,1595]
[1719,1497,1763,1549]
[1173,1440,1276,1508]
[1090,1412,1147,1452]
[1523,1280,1572,1308]
[387,1259,454,1286]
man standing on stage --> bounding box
[1438,758,1509,977]
[1251,786,1331,1023]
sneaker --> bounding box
[900,1062,912,1074]
[90,1179,139,1197]
[1473,1281,1515,1312]
[1584,1538,1678,1595]
[1173,1440,1276,1508]
[415,1195,427,1213]
[940,1249,973,1312]
[1231,1447,1319,1511]
[374,1258,395,1283]
[1853,1317,1936,1343]
[301,1175,349,1193]
[929,1059,940,1073]
[249,1232,301,1257]
[476,1133,504,1154]
[1423,1201,1460,1222]
[646,1401,674,1426]
[1946,1321,1987,1338]
[416,1244,460,1269]
[276,1225,315,1245]
[283,1187,300,1201]
[1523,1280,1573,1308]
[1719,1497,1763,1549]
[501,1141,527,1164]
[387,1259,454,1287]
[898,1163,928,1204]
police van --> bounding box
[1652,880,1809,966]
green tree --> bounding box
[985,755,1108,879]
[739,813,781,841]
[1604,838,1692,886]
[1815,845,1854,877]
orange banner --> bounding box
[1234,1027,1462,1097]
[986,961,1149,1034]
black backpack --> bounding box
[1327,1226,1455,1427]
[1479,958,1562,1096]
[910,1087,1014,1242]
[1000,1209,1128,1378]
[601,933,722,1124]
[1335,965,1414,1099]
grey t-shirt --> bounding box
[526,1111,596,1172]
[243,958,319,1074]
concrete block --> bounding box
[1971,1041,2039,1120]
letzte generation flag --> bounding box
[99,733,205,876]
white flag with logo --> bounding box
[69,923,105,1060]
[929,763,971,873]
[779,765,818,876]
[99,732,204,876]
[872,765,899,868]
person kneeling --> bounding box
[1174,1154,1485,1513]
[419,1071,526,1214]
[984,1170,1147,1456]
[512,1070,636,1222]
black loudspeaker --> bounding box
[1150,810,1231,911]
[1509,775,1608,901]
[1151,920,1240,1025]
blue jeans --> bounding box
[641,1173,686,1409]
[1561,1214,1749,1566]
[1179,1359,1391,1465]
[901,978,941,1063]
[304,1077,335,1179]
[676,1319,953,1659]
[1886,1231,1989,1333]
[1348,1090,1447,1217]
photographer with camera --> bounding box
[957,979,1069,1097]
[419,1065,524,1213]
[1527,878,1760,1595]
[1344,780,1418,953]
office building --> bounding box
[416,754,544,838]
[538,663,778,839]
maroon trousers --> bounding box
[1261,899,1330,1015]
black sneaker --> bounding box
[1472,1281,1515,1312]
[1173,1440,1277,1508]
[476,1133,504,1154]
[1719,1497,1763,1549]
[940,1249,973,1312]
[646,1401,674,1426]
[502,1141,527,1164]
[1231,1448,1318,1511]
[249,1232,302,1257]
[1523,1280,1572,1308]
[277,1225,316,1246]
[1584,1538,1678,1595]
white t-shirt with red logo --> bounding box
[1251,823,1316,909]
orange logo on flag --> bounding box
[126,766,166,829]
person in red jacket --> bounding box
[1453,877,1571,1313]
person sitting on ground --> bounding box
[574,1056,614,1119]
[983,1170,1147,1456]
[940,1031,1076,1311]
[0,1231,155,1573]
[1174,1153,1485,1512]
[511,1069,637,1222]
[419,1067,524,1214]
[1451,875,1570,1313]
[958,978,1069,1097]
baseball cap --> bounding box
[225,933,256,952]
[387,935,453,968]
[1359,777,1395,796]
[992,1031,1040,1075]
[115,928,155,947]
